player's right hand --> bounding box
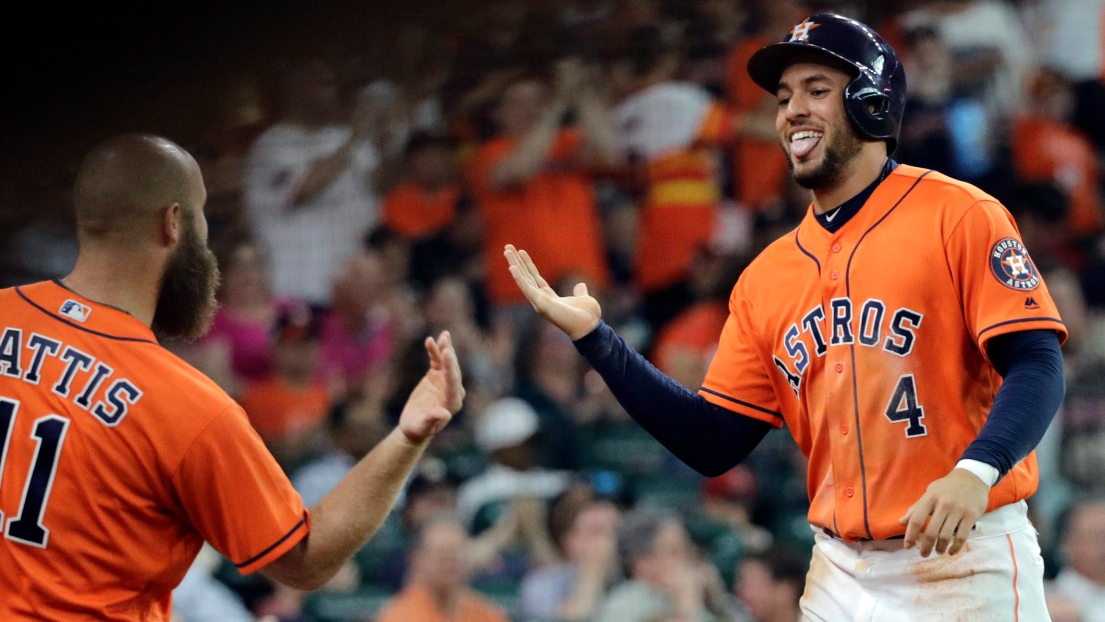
[398,331,464,446]
[504,244,602,341]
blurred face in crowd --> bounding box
[633,521,693,584]
[535,320,580,376]
[153,199,220,342]
[331,252,387,320]
[273,337,320,385]
[413,521,469,592]
[498,79,548,137]
[737,559,800,622]
[564,502,620,563]
[425,277,475,330]
[220,241,270,306]
[1063,501,1105,584]
[404,484,459,533]
[409,144,457,191]
[776,60,865,190]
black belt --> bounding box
[822,527,906,541]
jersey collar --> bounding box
[813,159,899,233]
[14,280,159,344]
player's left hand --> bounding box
[900,469,989,557]
[398,331,465,446]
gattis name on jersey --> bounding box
[990,238,1040,291]
[773,298,922,395]
[0,327,143,427]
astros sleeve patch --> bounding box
[945,200,1067,356]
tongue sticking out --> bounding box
[791,135,822,159]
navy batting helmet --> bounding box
[747,13,906,153]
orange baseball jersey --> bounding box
[0,281,308,620]
[699,165,1067,541]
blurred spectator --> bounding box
[423,276,515,397]
[612,24,733,330]
[596,509,741,622]
[651,250,747,389]
[1023,0,1105,150]
[515,320,590,470]
[1054,498,1105,622]
[377,517,510,622]
[521,491,622,621]
[318,248,419,400]
[190,236,277,396]
[292,399,391,509]
[1013,70,1103,242]
[246,59,380,305]
[238,303,329,467]
[466,61,617,310]
[382,132,461,241]
[1047,586,1087,622]
[896,26,955,174]
[458,398,570,572]
[725,1,807,214]
[702,465,772,553]
[734,545,807,622]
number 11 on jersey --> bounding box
[0,397,71,548]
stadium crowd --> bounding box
[3,0,1105,621]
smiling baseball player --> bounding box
[506,13,1066,621]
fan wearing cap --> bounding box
[239,304,331,467]
[505,12,1066,619]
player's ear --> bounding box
[161,203,183,248]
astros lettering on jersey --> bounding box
[699,165,1067,541]
[0,280,307,620]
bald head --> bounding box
[73,134,205,242]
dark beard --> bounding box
[152,219,220,342]
[788,118,864,190]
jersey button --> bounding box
[832,243,842,253]
[845,486,854,498]
[835,362,844,373]
[830,269,839,280]
[840,423,848,435]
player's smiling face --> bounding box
[775,61,863,189]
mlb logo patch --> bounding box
[59,300,91,323]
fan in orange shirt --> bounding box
[0,135,465,621]
[382,131,462,241]
[467,62,619,307]
[1012,70,1104,240]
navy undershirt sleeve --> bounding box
[573,321,772,477]
[962,329,1065,478]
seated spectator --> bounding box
[702,465,771,552]
[292,398,391,508]
[1013,70,1104,241]
[377,517,510,622]
[382,131,461,241]
[238,304,329,467]
[459,398,571,574]
[521,490,621,621]
[191,236,278,396]
[897,26,955,174]
[467,61,617,309]
[1053,498,1105,622]
[423,275,515,397]
[515,320,590,470]
[596,509,740,622]
[245,59,381,306]
[735,545,808,622]
[172,545,255,622]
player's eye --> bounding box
[777,97,790,107]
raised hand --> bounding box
[398,331,464,445]
[504,244,602,340]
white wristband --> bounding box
[955,459,999,487]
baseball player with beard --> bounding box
[506,13,1066,621]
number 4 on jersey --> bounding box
[885,374,927,438]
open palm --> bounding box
[399,331,464,445]
[504,245,602,340]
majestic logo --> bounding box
[1025,297,1040,310]
[59,300,91,323]
[990,238,1041,291]
[789,19,820,42]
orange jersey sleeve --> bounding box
[943,198,1068,358]
[699,272,785,428]
[172,403,308,575]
